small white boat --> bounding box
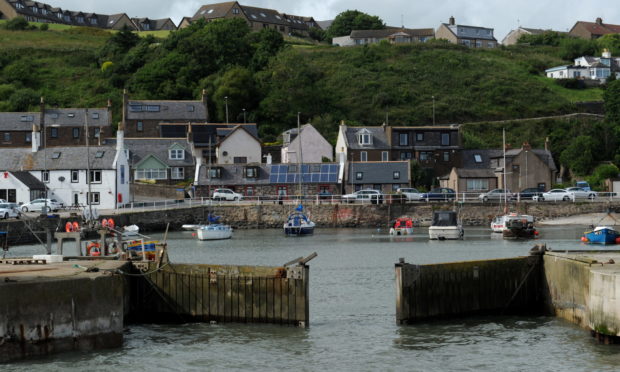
[122,224,140,238]
[429,211,464,240]
[182,224,203,231]
[284,205,315,236]
[196,224,233,240]
[389,217,414,235]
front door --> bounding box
[72,192,80,207]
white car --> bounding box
[565,187,597,200]
[396,188,424,201]
[533,189,574,202]
[342,189,384,204]
[212,188,243,201]
[21,198,63,212]
[0,203,19,219]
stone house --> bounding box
[332,27,435,46]
[187,1,319,36]
[440,149,502,193]
[336,124,392,163]
[569,18,620,40]
[501,27,566,46]
[131,17,177,31]
[346,161,410,194]
[492,143,557,193]
[281,124,333,164]
[435,16,497,48]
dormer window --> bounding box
[244,166,259,179]
[169,149,185,160]
[357,129,372,146]
[208,168,221,179]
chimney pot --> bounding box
[596,17,603,25]
[449,16,455,26]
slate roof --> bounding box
[111,138,195,168]
[216,124,259,141]
[192,1,237,21]
[126,100,207,121]
[444,23,497,41]
[11,171,46,190]
[44,108,110,127]
[316,20,332,30]
[501,149,557,171]
[350,27,434,39]
[572,19,620,36]
[0,146,117,171]
[197,163,272,186]
[455,168,496,178]
[344,126,391,150]
[461,149,502,169]
[191,1,312,30]
[0,112,39,131]
[131,17,176,31]
[348,161,409,184]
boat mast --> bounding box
[85,108,93,223]
[503,128,507,213]
[297,112,302,199]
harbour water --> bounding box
[5,226,620,371]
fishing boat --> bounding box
[284,205,315,236]
[502,214,537,239]
[429,211,464,240]
[126,239,158,260]
[582,226,620,245]
[195,214,233,240]
[389,217,414,235]
[122,224,140,238]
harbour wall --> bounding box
[2,201,619,245]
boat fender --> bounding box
[389,228,395,235]
[65,222,73,233]
[616,237,620,245]
[87,242,101,256]
[581,236,588,242]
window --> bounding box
[538,183,546,191]
[25,132,31,143]
[392,184,401,191]
[92,112,99,119]
[356,172,363,180]
[400,152,412,160]
[89,170,102,184]
[467,179,489,191]
[393,171,400,180]
[87,192,100,205]
[3,133,10,142]
[488,42,495,48]
[360,151,367,162]
[441,133,450,146]
[355,184,362,191]
[72,128,80,139]
[476,40,482,48]
[399,133,408,146]
[358,133,371,145]
[233,157,248,164]
[42,170,50,183]
[120,165,125,185]
[171,167,184,180]
[20,115,34,122]
[137,121,144,132]
[244,167,258,178]
[208,168,221,179]
[52,152,61,159]
[95,151,105,158]
[373,184,382,191]
[94,128,100,138]
[382,151,389,162]
[474,154,482,163]
[420,152,428,161]
[416,133,424,142]
[135,169,167,180]
[49,127,58,138]
[187,105,195,112]
[71,170,79,183]
[443,152,450,162]
[90,18,97,25]
[462,39,471,47]
[232,8,240,14]
[169,149,185,160]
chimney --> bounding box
[266,153,272,165]
[596,17,603,25]
[202,89,209,123]
[187,122,194,142]
[31,123,40,153]
[122,89,128,133]
[39,96,45,150]
[449,16,455,26]
[116,121,124,155]
[522,141,531,151]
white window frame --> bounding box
[135,169,167,180]
[360,151,368,162]
[171,167,184,180]
[87,192,100,205]
[466,179,489,191]
[89,170,102,184]
[169,149,185,160]
[382,151,389,162]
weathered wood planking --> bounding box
[130,262,310,327]
[395,256,543,324]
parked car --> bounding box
[517,188,544,200]
[478,189,515,202]
[212,188,243,201]
[317,190,333,200]
[396,188,424,201]
[0,203,19,219]
[20,198,63,212]
[342,189,384,204]
[0,199,6,203]
[421,188,456,202]
[533,189,574,202]
[565,187,597,200]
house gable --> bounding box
[135,154,168,170]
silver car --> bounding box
[342,189,384,204]
[0,203,19,219]
[396,188,424,201]
[21,198,63,212]
[478,189,515,202]
[565,187,597,200]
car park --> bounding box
[478,189,515,202]
[396,188,424,201]
[565,187,597,200]
[421,187,456,202]
[342,189,384,204]
[20,198,63,212]
[0,203,19,219]
[212,188,243,201]
[533,189,574,202]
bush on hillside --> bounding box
[3,17,29,30]
[39,23,49,31]
[554,78,584,89]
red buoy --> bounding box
[615,237,620,245]
[581,236,588,242]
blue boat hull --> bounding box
[584,229,619,245]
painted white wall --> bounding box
[216,129,261,164]
[0,173,33,204]
[335,125,348,164]
[281,125,333,163]
[113,148,130,208]
[332,36,355,46]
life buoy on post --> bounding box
[107,218,115,229]
[86,242,101,256]
[65,222,73,233]
[72,221,80,232]
[101,219,109,228]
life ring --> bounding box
[87,242,101,256]
[107,218,115,229]
[65,222,73,233]
[72,221,80,232]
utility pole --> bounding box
[242,108,246,124]
[224,96,229,124]
[432,95,436,125]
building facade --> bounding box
[436,16,497,48]
[333,27,435,47]
[281,124,333,164]
[569,18,620,40]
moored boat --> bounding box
[582,226,620,245]
[182,224,203,231]
[429,211,464,240]
[284,205,315,236]
[196,224,233,240]
[491,213,537,238]
[390,217,414,235]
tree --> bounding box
[3,17,29,31]
[212,66,257,122]
[247,28,285,71]
[560,136,596,176]
[559,38,597,61]
[98,25,140,61]
[326,10,384,39]
[596,33,620,55]
[604,80,620,124]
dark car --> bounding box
[517,187,544,200]
[421,187,456,202]
[317,190,333,200]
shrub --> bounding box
[554,78,584,89]
[101,61,114,73]
[39,23,49,31]
[4,17,29,31]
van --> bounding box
[575,181,591,192]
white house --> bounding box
[281,124,333,164]
[545,65,588,79]
[216,125,261,165]
[546,49,620,82]
[0,128,130,209]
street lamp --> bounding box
[242,108,246,124]
[224,96,229,124]
[432,95,436,125]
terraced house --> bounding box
[187,1,320,36]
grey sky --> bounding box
[48,0,620,42]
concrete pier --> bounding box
[0,260,130,362]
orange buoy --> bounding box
[615,237,620,245]
[107,218,115,229]
[65,222,73,233]
[101,219,108,228]
[581,236,588,242]
[86,242,101,256]
[72,221,80,232]
[534,230,539,236]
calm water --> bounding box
[5,226,620,371]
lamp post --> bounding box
[242,108,246,124]
[224,96,229,124]
[432,95,436,125]
[525,150,528,189]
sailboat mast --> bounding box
[85,108,93,222]
[503,128,507,209]
[297,112,302,198]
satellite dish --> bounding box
[58,176,65,182]
[223,151,228,156]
